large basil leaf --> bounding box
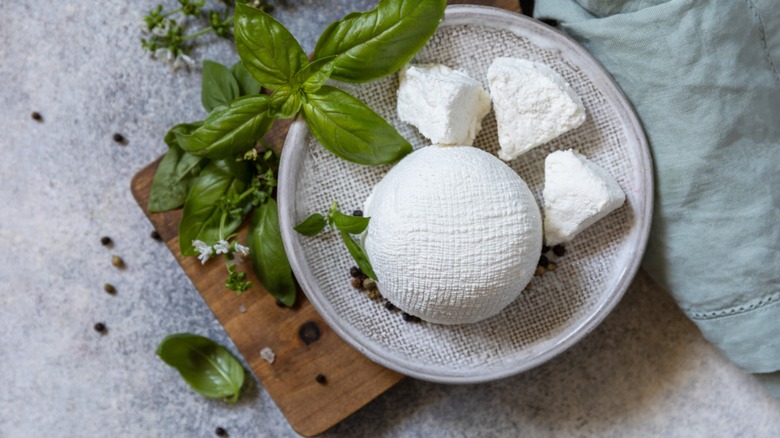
[231,61,262,96]
[313,0,446,82]
[247,199,296,307]
[332,210,370,234]
[340,230,377,280]
[178,159,252,256]
[148,123,207,212]
[156,333,245,403]
[302,86,412,165]
[176,95,273,159]
[202,60,240,112]
[234,3,308,90]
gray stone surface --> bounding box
[0,1,778,437]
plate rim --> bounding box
[278,4,654,384]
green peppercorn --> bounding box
[103,283,116,294]
[111,255,125,269]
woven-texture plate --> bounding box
[278,5,653,384]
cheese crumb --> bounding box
[487,57,586,161]
[542,149,625,245]
[397,64,491,146]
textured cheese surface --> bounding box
[543,149,626,245]
[397,64,491,146]
[363,145,542,325]
[487,57,586,161]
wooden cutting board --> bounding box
[131,2,521,435]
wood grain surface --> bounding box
[131,1,521,435]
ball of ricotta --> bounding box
[363,145,542,325]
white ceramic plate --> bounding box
[278,5,653,383]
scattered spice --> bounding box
[150,230,162,241]
[298,321,321,345]
[239,304,247,313]
[315,374,327,384]
[352,209,363,217]
[546,262,557,271]
[362,278,377,291]
[31,111,43,122]
[349,266,364,278]
[541,245,551,253]
[215,427,227,437]
[384,300,396,311]
[351,277,364,290]
[111,255,125,269]
[365,288,381,300]
[538,255,549,267]
[94,322,107,333]
[402,312,419,322]
[100,236,112,247]
[112,133,127,144]
[103,283,117,295]
[259,347,275,364]
[534,266,546,276]
[552,244,566,257]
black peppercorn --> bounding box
[31,112,43,122]
[100,236,112,247]
[552,244,566,257]
[315,374,327,384]
[542,245,551,253]
[402,312,412,321]
[538,255,549,267]
[215,427,227,436]
[112,133,126,144]
[94,322,106,333]
[103,283,116,295]
[150,230,162,241]
[349,266,363,278]
[352,209,363,217]
[384,301,396,311]
[351,277,364,290]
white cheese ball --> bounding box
[363,145,542,325]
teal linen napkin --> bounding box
[534,0,779,397]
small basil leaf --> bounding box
[313,0,446,82]
[302,85,412,165]
[332,210,370,234]
[294,213,327,236]
[156,333,245,403]
[177,95,273,159]
[179,159,252,256]
[202,60,241,112]
[270,85,303,119]
[296,56,336,94]
[340,230,377,280]
[235,3,308,90]
[247,199,296,306]
[231,61,262,96]
[148,143,208,212]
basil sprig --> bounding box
[156,333,245,403]
[295,203,377,280]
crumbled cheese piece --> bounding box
[397,64,491,146]
[259,347,275,364]
[363,145,542,325]
[487,57,586,161]
[542,149,625,245]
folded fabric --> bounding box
[534,0,779,397]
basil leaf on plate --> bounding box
[234,3,308,90]
[202,60,240,112]
[313,0,446,83]
[340,230,377,280]
[231,61,262,96]
[302,85,412,165]
[332,209,370,234]
[148,122,208,212]
[270,85,303,119]
[247,199,296,307]
[176,95,273,159]
[156,333,245,403]
[294,213,328,236]
[178,159,252,256]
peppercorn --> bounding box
[100,236,112,247]
[103,283,116,295]
[150,230,162,241]
[112,133,126,144]
[349,266,364,278]
[365,289,381,300]
[538,255,549,267]
[362,278,377,291]
[546,262,557,271]
[534,266,546,276]
[215,427,227,437]
[384,301,396,311]
[31,112,43,122]
[111,255,125,269]
[94,322,106,333]
[351,277,364,290]
[552,244,566,257]
[352,209,363,217]
[542,245,551,253]
[402,312,412,321]
[315,374,327,384]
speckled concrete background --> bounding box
[1,1,778,437]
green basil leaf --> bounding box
[234,3,308,90]
[247,199,296,306]
[178,159,252,256]
[332,210,370,234]
[156,333,245,403]
[231,61,262,96]
[340,230,377,280]
[313,0,446,82]
[270,85,303,119]
[294,213,328,236]
[148,143,208,212]
[296,56,336,94]
[202,60,240,112]
[302,85,412,165]
[165,121,203,146]
[177,95,273,159]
